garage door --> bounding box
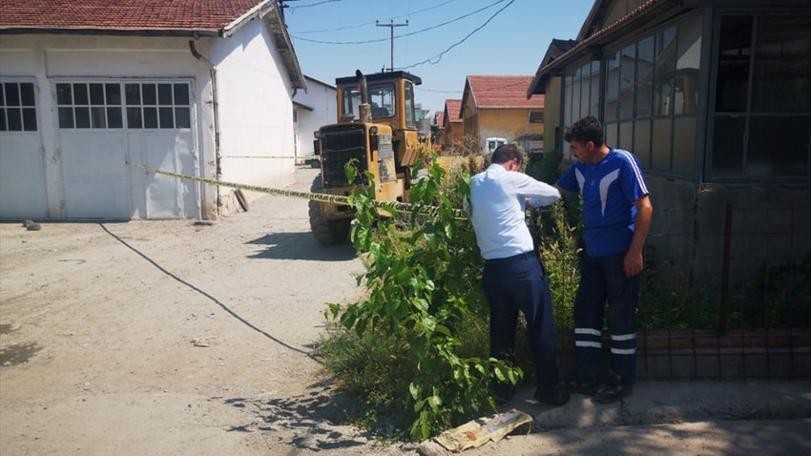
[0,79,48,220]
[54,80,198,220]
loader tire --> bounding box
[309,174,351,245]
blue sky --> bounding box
[284,0,595,114]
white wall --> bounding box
[294,79,336,160]
[211,17,296,207]
[0,34,218,218]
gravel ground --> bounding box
[0,167,408,455]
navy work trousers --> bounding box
[574,252,639,385]
[482,252,559,393]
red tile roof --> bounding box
[0,0,266,33]
[465,75,543,109]
[444,99,462,124]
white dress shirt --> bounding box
[469,164,561,260]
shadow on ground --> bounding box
[220,380,380,451]
[246,232,356,262]
[0,342,42,367]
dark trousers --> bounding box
[574,253,639,385]
[482,252,559,393]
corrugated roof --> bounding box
[0,0,266,34]
[444,99,463,125]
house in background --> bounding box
[461,75,544,153]
[293,75,336,164]
[528,0,810,295]
[432,111,445,148]
[530,39,576,159]
[0,0,305,221]
[442,99,463,149]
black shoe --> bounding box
[534,386,570,407]
[593,381,633,404]
[564,378,599,396]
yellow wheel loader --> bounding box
[309,70,426,245]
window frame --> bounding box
[705,9,811,183]
[529,110,544,124]
[0,79,39,133]
[52,78,195,132]
[599,10,705,180]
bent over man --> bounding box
[557,116,653,403]
[468,144,569,406]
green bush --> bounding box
[325,157,522,441]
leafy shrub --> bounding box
[325,157,522,440]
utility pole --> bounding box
[376,19,408,72]
[277,0,299,23]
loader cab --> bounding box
[336,71,421,132]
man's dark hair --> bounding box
[564,116,604,147]
[491,143,522,165]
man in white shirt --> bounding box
[469,144,569,407]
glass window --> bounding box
[651,117,672,170]
[619,121,633,151]
[715,15,752,113]
[342,83,396,121]
[634,119,652,168]
[4,83,20,106]
[750,16,811,113]
[605,50,620,122]
[123,82,191,129]
[654,26,676,117]
[605,122,618,147]
[529,111,544,123]
[56,82,124,129]
[711,116,745,176]
[580,62,591,117]
[711,13,811,179]
[636,37,654,118]
[589,61,601,117]
[563,72,574,127]
[675,15,702,115]
[619,44,635,120]
[1,82,38,132]
[572,65,582,121]
[746,116,809,176]
[405,82,416,129]
[672,116,696,174]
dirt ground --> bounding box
[3,167,809,456]
[0,167,410,455]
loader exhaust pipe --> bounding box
[356,69,372,123]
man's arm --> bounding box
[624,195,653,277]
[510,173,560,207]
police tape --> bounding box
[126,161,469,219]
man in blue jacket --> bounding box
[557,116,653,403]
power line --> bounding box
[291,0,508,45]
[290,0,344,12]
[293,0,461,34]
[416,87,463,94]
[401,0,516,70]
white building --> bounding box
[293,75,336,164]
[0,0,306,220]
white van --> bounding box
[484,137,508,154]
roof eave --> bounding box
[0,26,219,37]
[262,4,307,90]
[221,0,275,37]
[528,0,677,98]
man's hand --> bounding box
[624,248,644,277]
